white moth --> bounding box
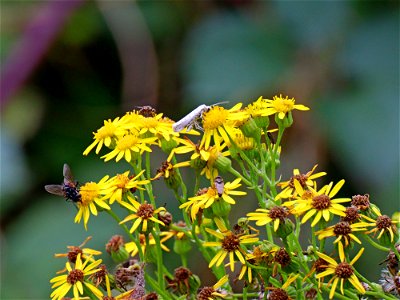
[172,102,228,132]
[172,104,210,132]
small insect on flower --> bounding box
[45,163,81,202]
[137,105,157,118]
[172,102,228,132]
[214,176,225,197]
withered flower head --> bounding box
[351,194,370,211]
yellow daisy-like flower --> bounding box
[119,198,165,233]
[247,206,290,232]
[125,233,170,257]
[75,176,111,230]
[363,206,399,243]
[266,274,300,300]
[200,103,249,150]
[179,178,246,220]
[135,112,179,142]
[196,275,229,299]
[315,248,366,299]
[283,179,350,227]
[50,253,103,300]
[101,130,158,163]
[315,221,369,252]
[169,135,230,179]
[204,218,258,272]
[83,117,129,156]
[263,94,309,119]
[54,236,102,265]
[104,170,149,205]
[276,164,326,200]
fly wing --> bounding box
[63,163,74,184]
[45,185,64,196]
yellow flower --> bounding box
[83,117,129,155]
[315,221,369,250]
[101,130,158,163]
[266,274,300,300]
[363,206,399,243]
[200,103,249,150]
[74,176,111,230]
[119,198,165,233]
[315,248,366,299]
[276,164,326,200]
[54,236,102,265]
[283,179,350,227]
[104,170,149,205]
[263,94,309,119]
[169,135,230,179]
[204,218,258,272]
[196,275,229,299]
[125,233,170,257]
[247,206,290,232]
[135,111,179,142]
[50,254,103,300]
[179,178,246,220]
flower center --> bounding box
[117,135,139,151]
[333,222,352,236]
[221,234,240,252]
[376,215,392,230]
[271,95,295,113]
[115,174,130,189]
[268,206,289,221]
[79,182,99,205]
[203,107,229,130]
[67,269,84,285]
[312,195,331,210]
[67,247,82,263]
[274,248,291,267]
[341,207,360,223]
[95,121,116,139]
[136,203,155,219]
[197,287,214,299]
[351,194,370,211]
[106,235,125,253]
[314,258,328,273]
[174,267,191,281]
[268,288,290,300]
[289,174,308,188]
[335,262,353,279]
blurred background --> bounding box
[1,0,399,298]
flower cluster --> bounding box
[47,95,399,300]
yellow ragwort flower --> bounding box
[200,103,249,150]
[83,117,129,156]
[54,236,102,265]
[204,218,258,272]
[119,198,165,233]
[276,164,326,200]
[75,176,111,230]
[179,178,246,220]
[316,248,366,299]
[196,275,229,299]
[263,94,309,119]
[363,206,399,243]
[104,170,149,205]
[101,130,158,163]
[50,254,103,300]
[283,179,350,227]
[247,206,290,232]
[125,233,170,257]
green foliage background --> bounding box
[1,1,398,298]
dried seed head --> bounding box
[197,287,215,300]
[341,206,360,223]
[376,215,393,230]
[268,288,290,300]
[106,235,125,253]
[314,258,328,273]
[351,194,370,211]
[67,247,83,264]
[274,248,291,268]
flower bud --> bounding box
[173,237,192,255]
[214,155,232,173]
[253,115,270,129]
[106,235,130,263]
[160,137,178,154]
[211,199,231,217]
[240,118,261,142]
[274,219,294,239]
[275,111,293,128]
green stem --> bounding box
[362,234,390,251]
[151,229,165,289]
[145,273,175,300]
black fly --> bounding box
[45,164,82,203]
